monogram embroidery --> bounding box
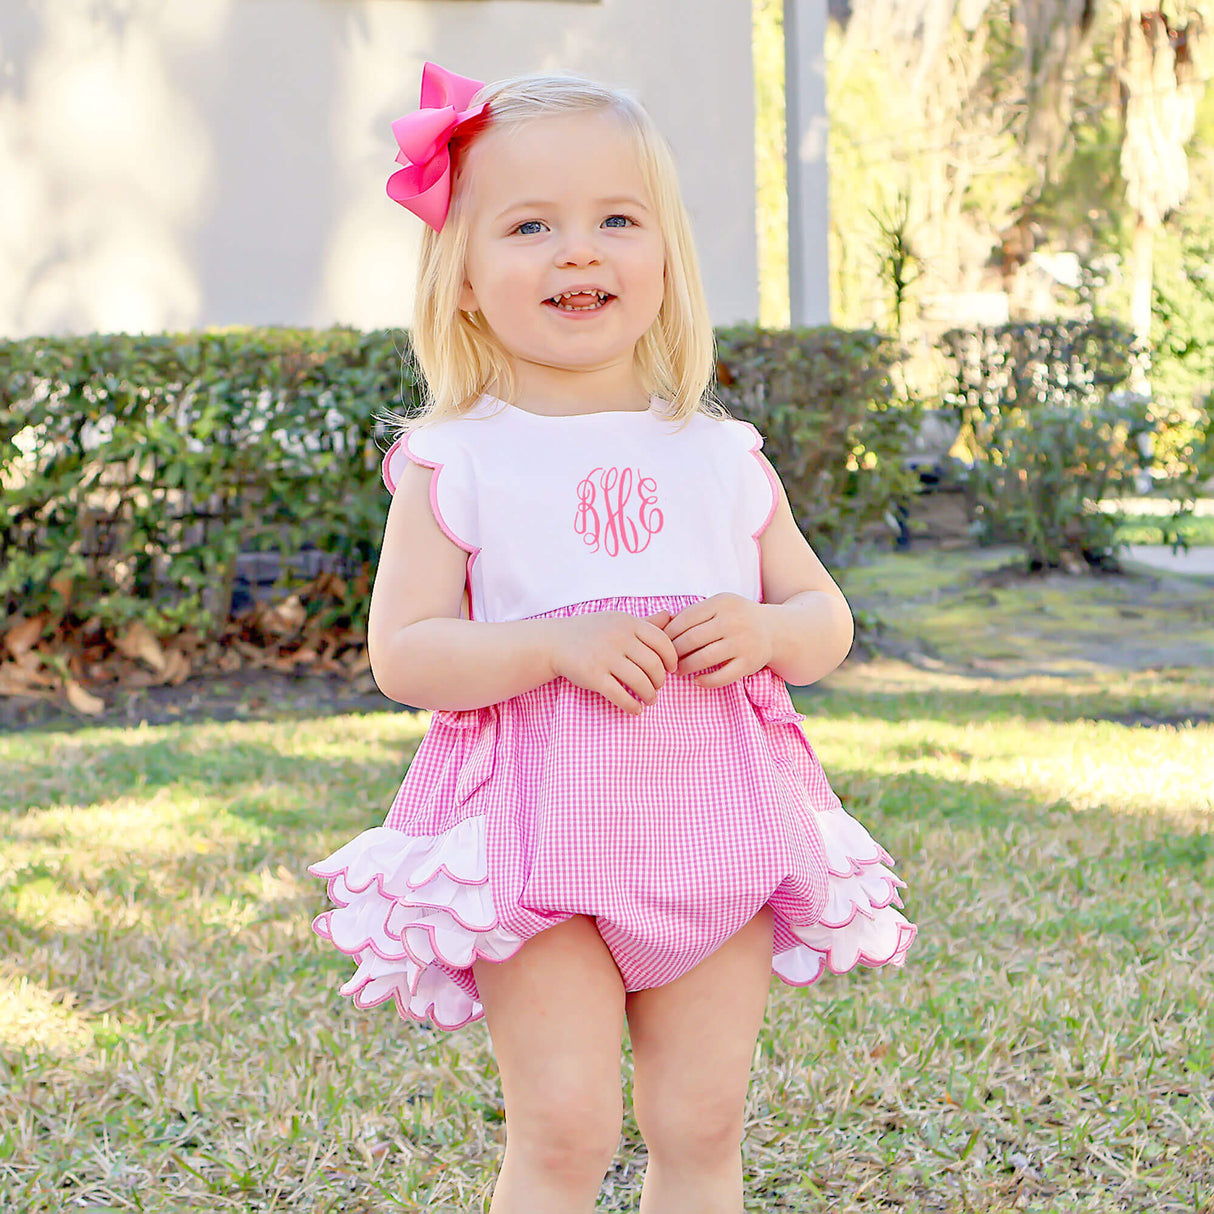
[573,466,663,555]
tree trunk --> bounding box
[1128,213,1153,391]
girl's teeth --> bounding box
[551,292,608,310]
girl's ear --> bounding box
[458,277,479,313]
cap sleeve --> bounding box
[381,424,478,556]
[723,418,780,540]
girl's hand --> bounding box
[663,594,772,688]
[548,611,679,714]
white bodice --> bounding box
[382,396,778,622]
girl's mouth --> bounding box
[545,291,614,312]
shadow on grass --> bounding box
[795,674,1214,728]
[0,724,424,825]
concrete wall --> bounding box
[0,0,758,337]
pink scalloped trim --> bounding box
[343,960,483,1032]
[823,847,900,882]
[393,895,499,934]
[773,917,917,988]
[815,874,904,930]
[742,422,780,603]
[308,859,490,912]
[310,878,505,961]
[315,886,525,976]
[382,433,483,620]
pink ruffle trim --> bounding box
[311,809,914,1031]
[309,820,525,1030]
[771,808,916,985]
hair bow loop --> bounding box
[387,62,486,231]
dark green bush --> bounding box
[940,320,1153,569]
[0,328,421,640]
[715,326,918,567]
[1,325,908,660]
[19,320,1185,666]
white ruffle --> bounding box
[309,820,524,1030]
[772,807,916,986]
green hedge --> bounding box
[939,320,1170,569]
[0,325,911,652]
[9,320,1192,661]
[714,325,918,566]
[0,328,418,639]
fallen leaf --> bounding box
[255,595,307,638]
[164,650,191,686]
[0,664,34,695]
[49,571,74,608]
[64,678,105,716]
[115,620,167,673]
[13,649,58,687]
[3,614,48,659]
[234,640,272,668]
[217,648,243,673]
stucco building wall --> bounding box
[0,0,758,337]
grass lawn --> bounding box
[1111,500,1214,549]
[1,554,1211,1212]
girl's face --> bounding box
[457,110,666,401]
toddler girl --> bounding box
[310,62,915,1214]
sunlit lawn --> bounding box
[1,587,1212,1210]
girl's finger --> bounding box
[598,673,644,714]
[626,642,667,694]
[640,622,680,671]
[662,603,713,643]
[668,618,722,659]
[677,638,733,676]
[643,610,672,630]
[616,655,660,705]
[694,656,749,688]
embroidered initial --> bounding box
[574,467,663,555]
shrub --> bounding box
[714,326,918,569]
[939,320,1151,570]
[0,328,419,648]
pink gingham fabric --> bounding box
[309,407,916,1031]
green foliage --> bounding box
[0,328,421,636]
[940,320,1154,569]
[1116,507,1214,550]
[7,320,1197,659]
[1148,205,1214,483]
[715,325,920,568]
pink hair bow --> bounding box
[387,62,486,231]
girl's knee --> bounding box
[634,1090,744,1167]
[506,1083,623,1179]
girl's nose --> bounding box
[554,230,601,267]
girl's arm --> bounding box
[367,460,677,713]
[664,457,854,688]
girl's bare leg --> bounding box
[473,915,627,1214]
[626,907,775,1214]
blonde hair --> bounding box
[406,72,718,426]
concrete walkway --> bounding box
[1124,545,1214,578]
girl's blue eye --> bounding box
[515,220,545,236]
[603,215,633,228]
